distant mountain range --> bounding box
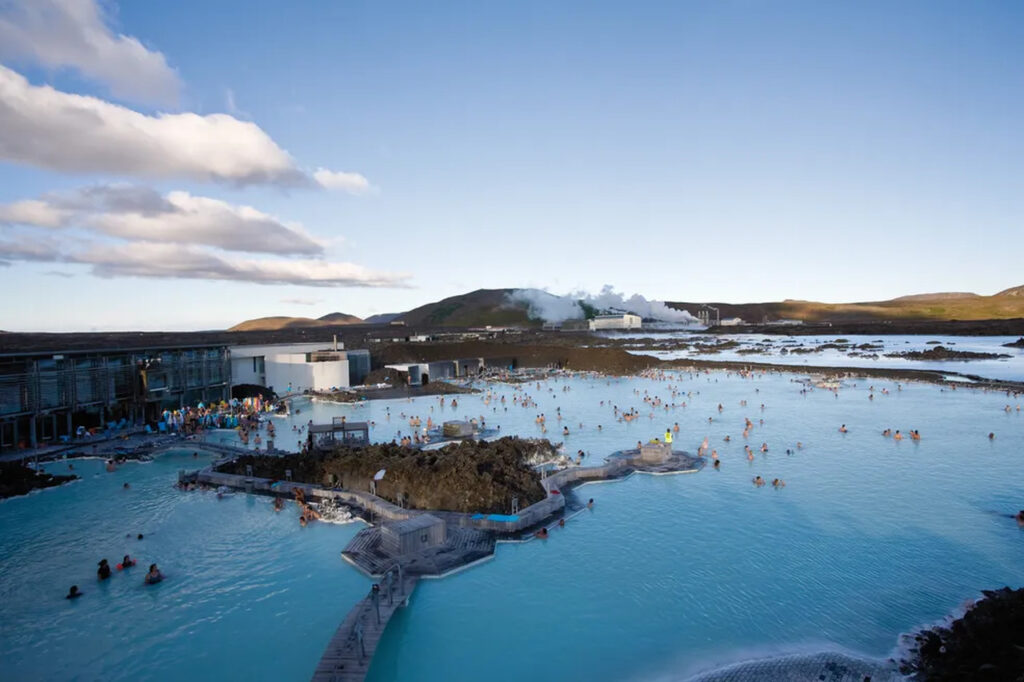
[228,285,1024,331]
[228,312,363,332]
[669,285,1024,324]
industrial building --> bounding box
[588,314,643,330]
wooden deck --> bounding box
[311,576,419,682]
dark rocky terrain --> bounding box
[886,345,1011,361]
[0,462,78,499]
[899,586,1024,681]
[219,437,551,513]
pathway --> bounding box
[311,575,419,682]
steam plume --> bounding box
[508,286,698,323]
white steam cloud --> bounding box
[508,286,698,324]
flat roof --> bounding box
[384,514,443,534]
[309,422,369,434]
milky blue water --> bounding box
[2,370,1023,681]
[608,333,1024,381]
[0,451,370,681]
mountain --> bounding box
[228,312,363,332]
[395,289,535,327]
[317,312,363,324]
[668,286,1024,324]
[363,313,401,325]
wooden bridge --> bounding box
[311,573,419,682]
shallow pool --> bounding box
[2,370,1022,681]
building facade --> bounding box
[0,345,230,450]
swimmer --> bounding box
[1016,510,1024,526]
[97,559,111,580]
[535,527,549,539]
[752,476,765,487]
[772,478,786,488]
[137,534,144,540]
[988,432,995,440]
[123,482,130,489]
[120,554,136,569]
[66,585,83,599]
[839,424,848,433]
[894,430,903,441]
[587,498,594,508]
[273,497,284,512]
[713,459,720,469]
[558,518,565,527]
[145,564,164,585]
[299,515,308,527]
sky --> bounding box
[0,0,1021,332]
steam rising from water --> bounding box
[508,286,698,323]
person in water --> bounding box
[119,555,135,570]
[1016,510,1024,527]
[97,559,111,580]
[66,585,82,599]
[145,564,164,585]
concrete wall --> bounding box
[266,354,350,393]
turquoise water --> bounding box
[364,373,1024,681]
[2,370,1023,681]
[0,451,370,681]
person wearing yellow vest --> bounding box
[664,428,673,444]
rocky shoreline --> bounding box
[899,586,1024,680]
[0,461,78,499]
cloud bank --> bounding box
[509,286,698,323]
[0,0,181,106]
[0,235,410,287]
[0,185,325,255]
[0,65,368,191]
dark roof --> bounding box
[309,422,369,434]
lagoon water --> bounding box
[2,370,1023,681]
[609,333,1024,382]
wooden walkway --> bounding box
[311,576,419,682]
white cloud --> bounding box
[0,185,325,255]
[0,0,181,106]
[76,243,410,287]
[0,232,66,264]
[0,199,70,228]
[313,168,372,194]
[0,65,364,189]
[0,234,410,287]
[280,297,323,306]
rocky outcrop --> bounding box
[1003,337,1024,349]
[0,462,78,499]
[899,587,1024,680]
[219,437,550,513]
[886,346,1011,361]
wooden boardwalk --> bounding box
[311,576,419,682]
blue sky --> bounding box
[0,0,1021,331]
